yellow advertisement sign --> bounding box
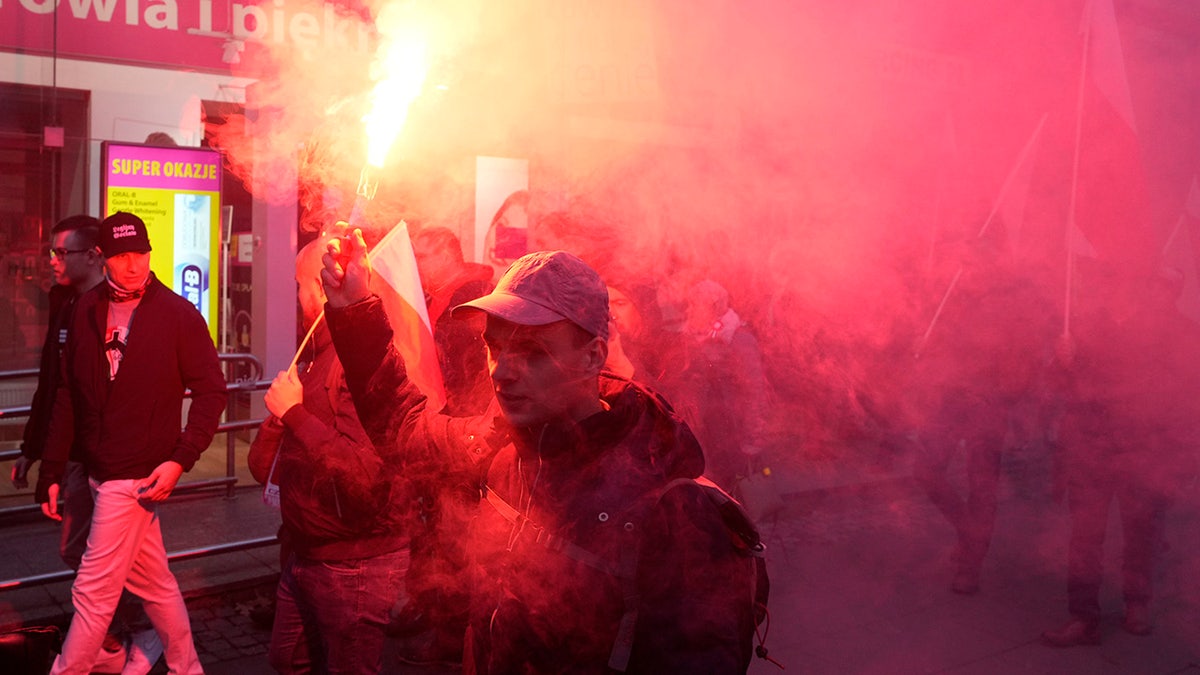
[101,142,222,344]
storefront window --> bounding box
[0,83,88,411]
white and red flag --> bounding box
[369,222,447,410]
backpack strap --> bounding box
[481,484,643,671]
[482,486,630,579]
[689,476,767,558]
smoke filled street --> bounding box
[4,454,1197,673]
[3,0,1200,673]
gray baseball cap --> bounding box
[454,250,610,339]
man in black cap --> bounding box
[13,214,162,673]
[320,227,761,674]
[37,212,226,675]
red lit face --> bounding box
[483,315,604,429]
[105,251,151,291]
[413,236,453,292]
[607,286,643,340]
[49,230,99,287]
[296,239,328,329]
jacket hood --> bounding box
[605,375,707,480]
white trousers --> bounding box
[50,479,203,675]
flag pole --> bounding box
[915,267,962,359]
[1161,214,1185,258]
[290,312,325,371]
[1064,0,1095,339]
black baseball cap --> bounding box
[99,212,152,257]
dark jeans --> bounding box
[1066,464,1163,622]
[915,394,1008,574]
[60,461,93,570]
[404,487,473,653]
[269,547,409,674]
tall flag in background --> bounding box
[994,113,1047,256]
[1161,178,1200,324]
[1064,0,1149,334]
[370,222,447,410]
[1069,0,1153,266]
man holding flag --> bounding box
[319,227,763,673]
[250,225,414,674]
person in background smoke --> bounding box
[602,277,673,386]
[912,230,1053,595]
[527,208,619,278]
[390,226,495,667]
[483,190,530,275]
[413,226,495,416]
[143,131,178,147]
[36,212,225,675]
[664,279,771,491]
[248,230,410,674]
[320,232,759,674]
[1041,267,1200,647]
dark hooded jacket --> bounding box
[425,261,494,417]
[247,325,408,560]
[327,296,756,674]
[22,284,78,462]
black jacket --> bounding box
[328,296,756,674]
[37,274,226,500]
[248,326,408,560]
[427,263,493,417]
[22,284,78,462]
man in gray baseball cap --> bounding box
[319,225,761,673]
[450,250,609,428]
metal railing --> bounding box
[0,534,280,591]
[0,368,39,382]
[2,353,270,507]
[0,354,282,590]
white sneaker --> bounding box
[92,639,128,674]
[121,628,164,675]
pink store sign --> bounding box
[0,0,372,75]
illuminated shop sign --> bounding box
[0,1,371,74]
[102,142,222,343]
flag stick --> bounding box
[914,267,962,359]
[289,312,325,372]
[1161,214,1185,257]
[975,113,1048,241]
[1064,0,1095,338]
[915,114,1047,357]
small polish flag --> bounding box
[369,222,446,410]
